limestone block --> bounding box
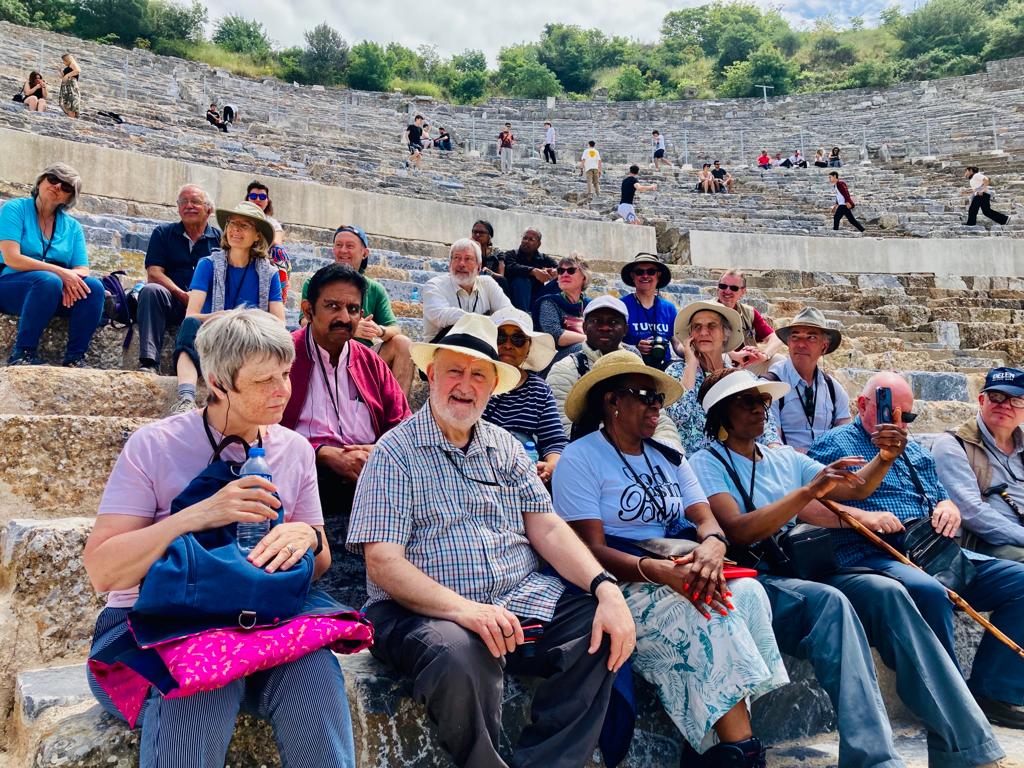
[0,414,149,517]
[958,323,1024,350]
[866,304,931,329]
[0,318,130,370]
[909,400,976,434]
[0,367,176,418]
[981,338,1024,367]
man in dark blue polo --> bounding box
[136,184,221,373]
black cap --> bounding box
[983,367,1024,397]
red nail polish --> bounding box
[726,602,736,610]
[726,591,733,598]
[720,609,728,616]
[705,595,712,605]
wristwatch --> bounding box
[701,532,730,547]
[312,527,324,556]
[589,570,620,596]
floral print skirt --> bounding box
[623,575,788,753]
[60,78,80,114]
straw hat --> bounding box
[565,349,684,424]
[409,314,521,395]
[490,308,557,373]
[698,369,791,415]
[620,253,671,289]
[775,307,843,354]
[674,300,744,351]
[215,201,275,245]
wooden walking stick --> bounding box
[819,498,1024,662]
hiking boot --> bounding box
[8,349,41,366]
[62,357,87,368]
[138,361,159,375]
[976,696,1024,729]
[170,396,196,415]
[699,737,767,768]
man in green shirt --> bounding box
[302,225,414,395]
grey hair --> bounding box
[560,252,592,290]
[32,163,82,210]
[195,309,294,393]
[176,184,214,213]
[689,313,735,352]
[450,237,482,264]
[720,268,746,288]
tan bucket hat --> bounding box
[564,349,683,424]
[215,201,276,246]
[673,300,744,351]
[775,307,843,354]
[409,314,521,395]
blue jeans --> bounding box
[0,269,104,361]
[857,553,1024,705]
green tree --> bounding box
[347,41,392,91]
[19,0,75,30]
[537,23,600,93]
[451,69,487,102]
[720,42,796,97]
[493,45,560,98]
[0,0,30,24]
[879,5,902,26]
[147,0,205,44]
[275,46,305,82]
[213,15,271,58]
[983,0,1024,60]
[809,32,857,69]
[72,0,147,44]
[453,49,486,73]
[609,64,646,100]
[843,59,895,88]
[716,21,759,68]
[301,22,349,86]
[895,0,987,59]
[384,42,422,80]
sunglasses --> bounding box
[556,266,578,275]
[632,268,661,277]
[733,392,773,410]
[497,331,529,347]
[247,192,269,201]
[986,390,1024,409]
[718,283,743,292]
[45,174,74,194]
[618,388,666,407]
[471,229,489,236]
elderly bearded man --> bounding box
[421,237,511,341]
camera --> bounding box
[643,335,669,370]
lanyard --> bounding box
[605,430,668,521]
[36,214,55,263]
[456,290,479,313]
[981,442,1024,483]
[724,443,758,509]
[306,330,345,441]
[202,407,262,465]
[796,374,818,434]
[226,260,255,309]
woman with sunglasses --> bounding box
[665,301,781,456]
[534,254,589,372]
[482,309,564,483]
[244,181,290,301]
[553,351,787,768]
[0,163,104,366]
[619,254,677,371]
[689,368,1003,768]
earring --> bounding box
[717,425,729,441]
[614,410,620,419]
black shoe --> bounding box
[701,737,767,768]
[976,696,1024,729]
[62,357,87,368]
[8,349,40,365]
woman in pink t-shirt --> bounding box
[82,309,356,767]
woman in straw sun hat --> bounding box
[553,350,786,767]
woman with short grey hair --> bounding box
[534,252,590,372]
[0,162,103,366]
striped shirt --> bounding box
[347,404,565,619]
[482,372,567,458]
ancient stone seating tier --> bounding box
[0,21,1022,244]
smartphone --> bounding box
[876,386,893,424]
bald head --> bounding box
[858,372,914,432]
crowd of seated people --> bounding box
[5,165,1024,768]
[757,147,840,169]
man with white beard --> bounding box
[421,238,512,341]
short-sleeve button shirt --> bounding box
[347,405,565,620]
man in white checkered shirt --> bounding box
[348,314,635,768]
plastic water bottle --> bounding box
[237,447,273,553]
[523,440,540,463]
[410,285,420,303]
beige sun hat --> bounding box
[564,349,684,424]
[409,313,521,395]
[215,201,276,246]
[775,307,843,354]
[698,369,791,414]
[490,307,557,373]
[673,300,744,351]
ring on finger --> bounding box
[284,545,296,555]
[501,629,515,638]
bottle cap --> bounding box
[248,447,266,458]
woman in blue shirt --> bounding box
[171,201,284,413]
[0,163,104,366]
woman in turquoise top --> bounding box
[0,163,104,366]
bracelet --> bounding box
[636,557,657,584]
[701,532,730,547]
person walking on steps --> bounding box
[829,172,864,233]
[542,121,557,164]
[963,166,1010,227]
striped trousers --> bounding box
[87,607,356,768]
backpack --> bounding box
[100,271,141,350]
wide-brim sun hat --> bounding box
[775,307,843,354]
[674,300,744,351]
[565,349,684,424]
[216,201,275,245]
[490,307,557,373]
[410,313,521,395]
[621,253,671,289]
[699,369,791,414]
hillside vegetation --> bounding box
[2,0,1022,102]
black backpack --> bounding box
[764,370,839,446]
[101,271,141,350]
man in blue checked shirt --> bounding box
[809,371,1024,730]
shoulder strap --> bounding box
[899,453,935,515]
[708,447,756,513]
[952,434,993,492]
[762,371,787,444]
[823,372,839,428]
[574,351,590,378]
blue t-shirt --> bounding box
[689,444,822,526]
[552,430,705,540]
[0,197,87,271]
[190,256,283,313]
[622,293,677,364]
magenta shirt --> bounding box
[97,409,323,609]
[294,340,376,447]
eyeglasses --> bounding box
[718,283,743,292]
[247,192,268,201]
[497,331,529,347]
[733,392,773,410]
[226,219,256,231]
[177,197,205,207]
[986,390,1024,409]
[441,449,499,487]
[44,174,74,194]
[632,268,661,277]
[618,388,666,407]
[556,266,578,275]
[471,229,489,237]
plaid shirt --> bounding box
[347,404,565,620]
[807,417,949,566]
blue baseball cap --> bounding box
[333,225,368,249]
[983,367,1024,397]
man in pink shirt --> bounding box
[283,263,411,606]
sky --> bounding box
[203,0,907,64]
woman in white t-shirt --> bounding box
[962,166,1010,226]
[553,350,787,767]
